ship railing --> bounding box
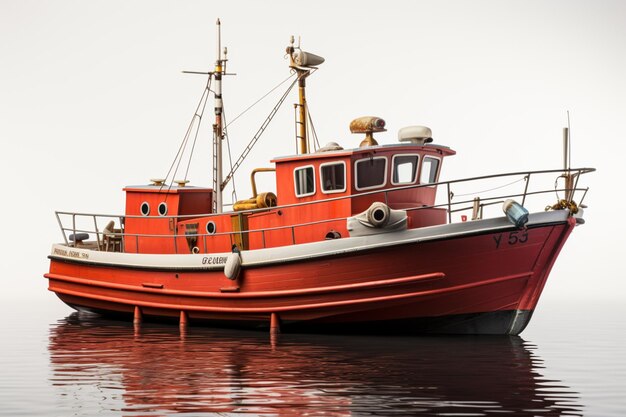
[53,167,594,253]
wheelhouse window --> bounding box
[320,162,346,194]
[355,157,387,190]
[421,156,440,185]
[294,165,315,197]
[392,154,419,185]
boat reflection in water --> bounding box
[48,313,582,416]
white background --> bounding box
[0,0,623,302]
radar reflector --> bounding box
[293,50,325,67]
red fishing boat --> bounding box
[45,21,594,335]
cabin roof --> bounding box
[271,143,455,164]
[123,185,213,194]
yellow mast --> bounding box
[297,74,308,154]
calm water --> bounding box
[1,298,624,416]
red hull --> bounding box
[46,217,576,335]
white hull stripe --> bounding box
[49,211,572,270]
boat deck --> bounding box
[54,167,593,256]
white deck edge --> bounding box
[49,210,574,270]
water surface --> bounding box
[1,298,624,416]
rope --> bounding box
[548,173,578,214]
[546,199,579,213]
[453,177,525,198]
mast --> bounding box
[286,37,324,155]
[213,19,225,213]
[297,74,308,154]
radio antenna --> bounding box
[563,111,570,171]
[567,110,571,169]
[561,111,575,202]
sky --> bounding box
[0,0,624,303]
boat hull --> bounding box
[63,301,533,335]
[46,213,577,335]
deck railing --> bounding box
[54,167,594,253]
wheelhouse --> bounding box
[270,141,455,236]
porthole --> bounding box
[325,230,341,240]
[206,221,216,235]
[140,202,150,216]
[158,202,168,216]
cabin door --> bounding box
[230,213,249,250]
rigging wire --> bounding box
[160,79,210,184]
[160,111,197,189]
[221,105,238,203]
[221,75,299,189]
[157,71,301,201]
[305,103,311,153]
[183,82,211,181]
[305,101,321,151]
[159,77,212,196]
[225,73,296,129]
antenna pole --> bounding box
[563,114,574,202]
[213,18,224,213]
[563,127,569,171]
[567,110,572,169]
[286,36,312,155]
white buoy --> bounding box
[224,248,242,280]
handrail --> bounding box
[53,167,594,252]
[54,167,595,220]
[57,186,588,239]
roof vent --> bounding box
[398,126,433,145]
[350,116,386,147]
[316,142,344,152]
[150,178,166,186]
